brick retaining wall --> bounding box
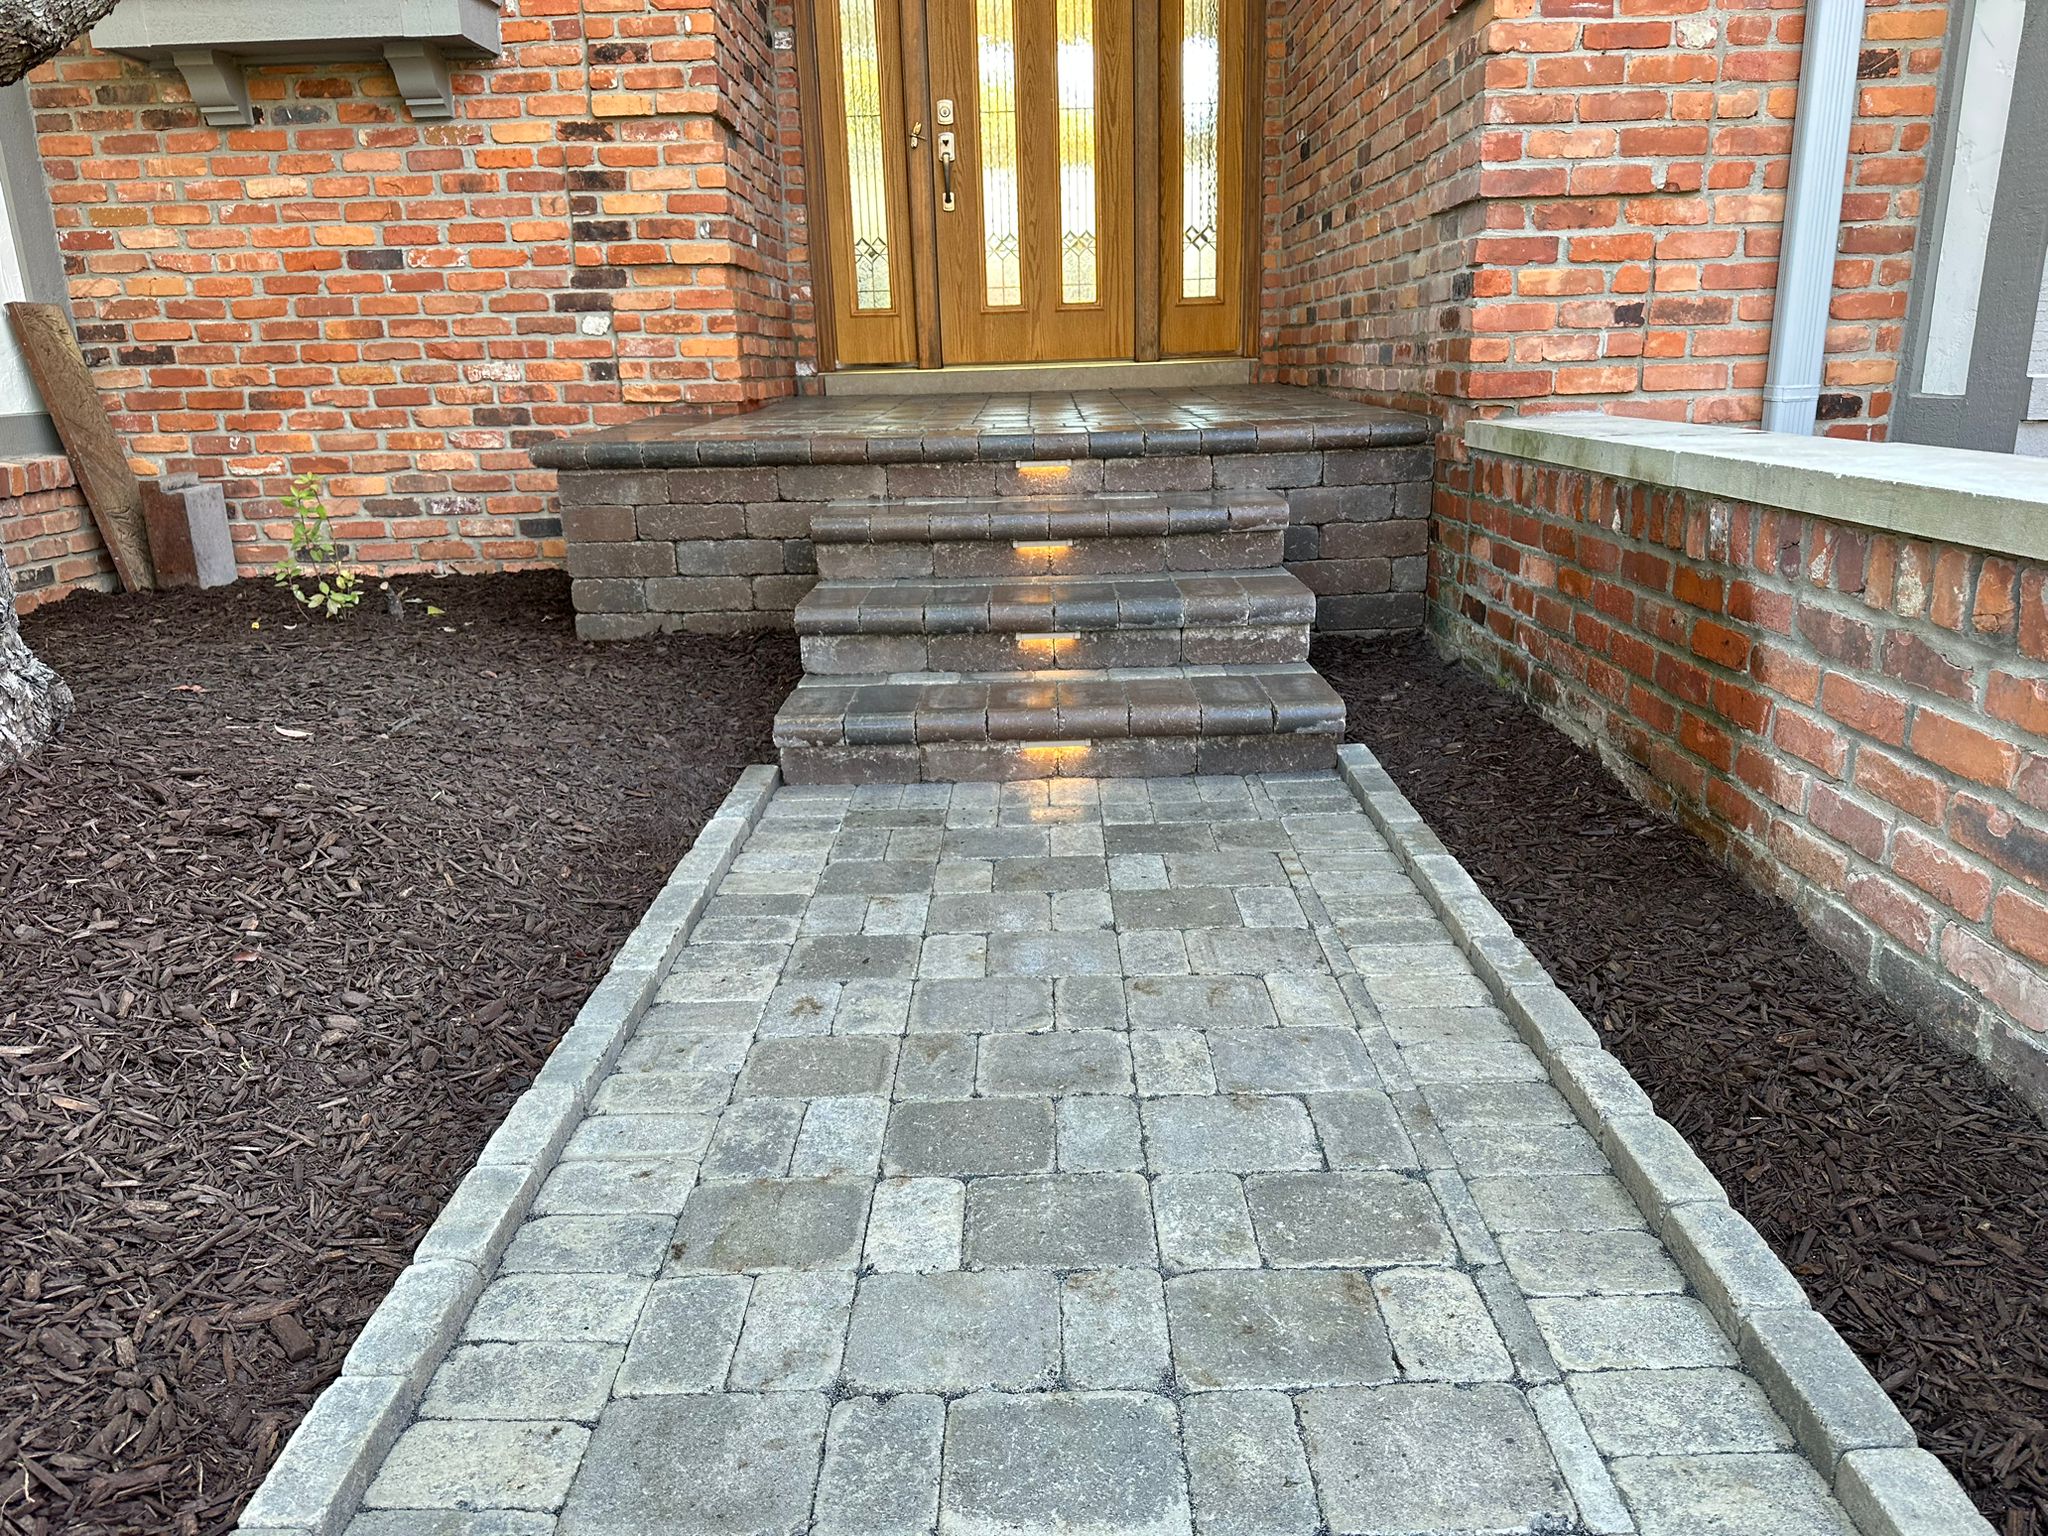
[0,456,113,615]
[1434,450,2048,1109]
[560,445,1433,640]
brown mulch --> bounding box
[1318,633,2048,1536]
[0,572,796,1536]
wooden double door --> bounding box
[807,0,1254,368]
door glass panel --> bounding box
[838,0,892,310]
[978,0,1023,308]
[1180,0,1222,299]
[1056,0,1098,304]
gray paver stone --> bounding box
[1602,1113,1728,1231]
[864,1176,965,1272]
[1057,1095,1145,1171]
[1495,1230,1687,1297]
[1835,1448,1997,1536]
[238,1375,409,1531]
[1141,1095,1319,1172]
[979,1030,1133,1095]
[1152,1173,1262,1271]
[557,1392,828,1536]
[939,1391,1191,1536]
[1611,1453,1857,1536]
[1243,1172,1456,1267]
[815,1395,946,1536]
[1208,1028,1375,1093]
[1529,1294,1739,1372]
[342,1262,487,1395]
[966,1173,1157,1268]
[885,1098,1056,1175]
[1662,1200,1813,1331]
[1568,1367,1794,1457]
[738,1036,897,1097]
[1371,1266,1514,1381]
[1528,1382,1635,1535]
[1306,1092,1416,1169]
[668,1178,870,1272]
[1061,1267,1171,1388]
[1166,1269,1396,1389]
[1297,1383,1573,1536]
[843,1270,1061,1392]
[366,1420,591,1513]
[463,1274,651,1343]
[421,1341,623,1421]
[1739,1306,1917,1472]
[613,1275,751,1394]
[730,1271,855,1389]
[1180,1390,1319,1536]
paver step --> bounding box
[796,570,1314,674]
[774,663,1344,782]
[811,492,1289,579]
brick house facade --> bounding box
[15,0,1944,579]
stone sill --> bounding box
[1465,414,2048,565]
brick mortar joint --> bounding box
[230,764,782,1536]
[1335,742,1993,1536]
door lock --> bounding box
[936,98,955,125]
[937,130,957,211]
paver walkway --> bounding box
[342,772,1863,1536]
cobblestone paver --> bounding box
[343,773,1865,1536]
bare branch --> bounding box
[0,0,124,88]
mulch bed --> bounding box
[1318,634,2048,1536]
[0,573,796,1536]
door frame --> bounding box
[1892,0,2048,451]
[794,0,1264,373]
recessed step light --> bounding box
[1011,540,1074,556]
[1017,632,1079,653]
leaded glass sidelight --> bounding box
[1055,0,1099,304]
[1180,0,1222,300]
[978,0,1023,308]
[838,0,893,310]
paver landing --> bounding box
[342,774,1861,1536]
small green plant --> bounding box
[273,473,362,619]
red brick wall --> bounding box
[0,455,112,615]
[1259,0,1947,438]
[1434,450,2048,1108]
[1260,0,1491,418]
[28,0,810,579]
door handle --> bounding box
[937,131,956,211]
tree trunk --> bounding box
[0,0,124,88]
[1,552,72,765]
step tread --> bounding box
[809,491,1289,544]
[796,570,1315,635]
[774,663,1344,747]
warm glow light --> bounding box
[1014,461,1074,480]
[1011,540,1074,556]
[1021,740,1089,756]
[1017,631,1078,654]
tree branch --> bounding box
[0,0,124,88]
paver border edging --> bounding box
[1335,743,1995,1536]
[231,764,783,1536]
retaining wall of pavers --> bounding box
[556,446,1434,641]
[1434,443,2048,1114]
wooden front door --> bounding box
[806,0,1251,368]
[926,0,1133,363]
